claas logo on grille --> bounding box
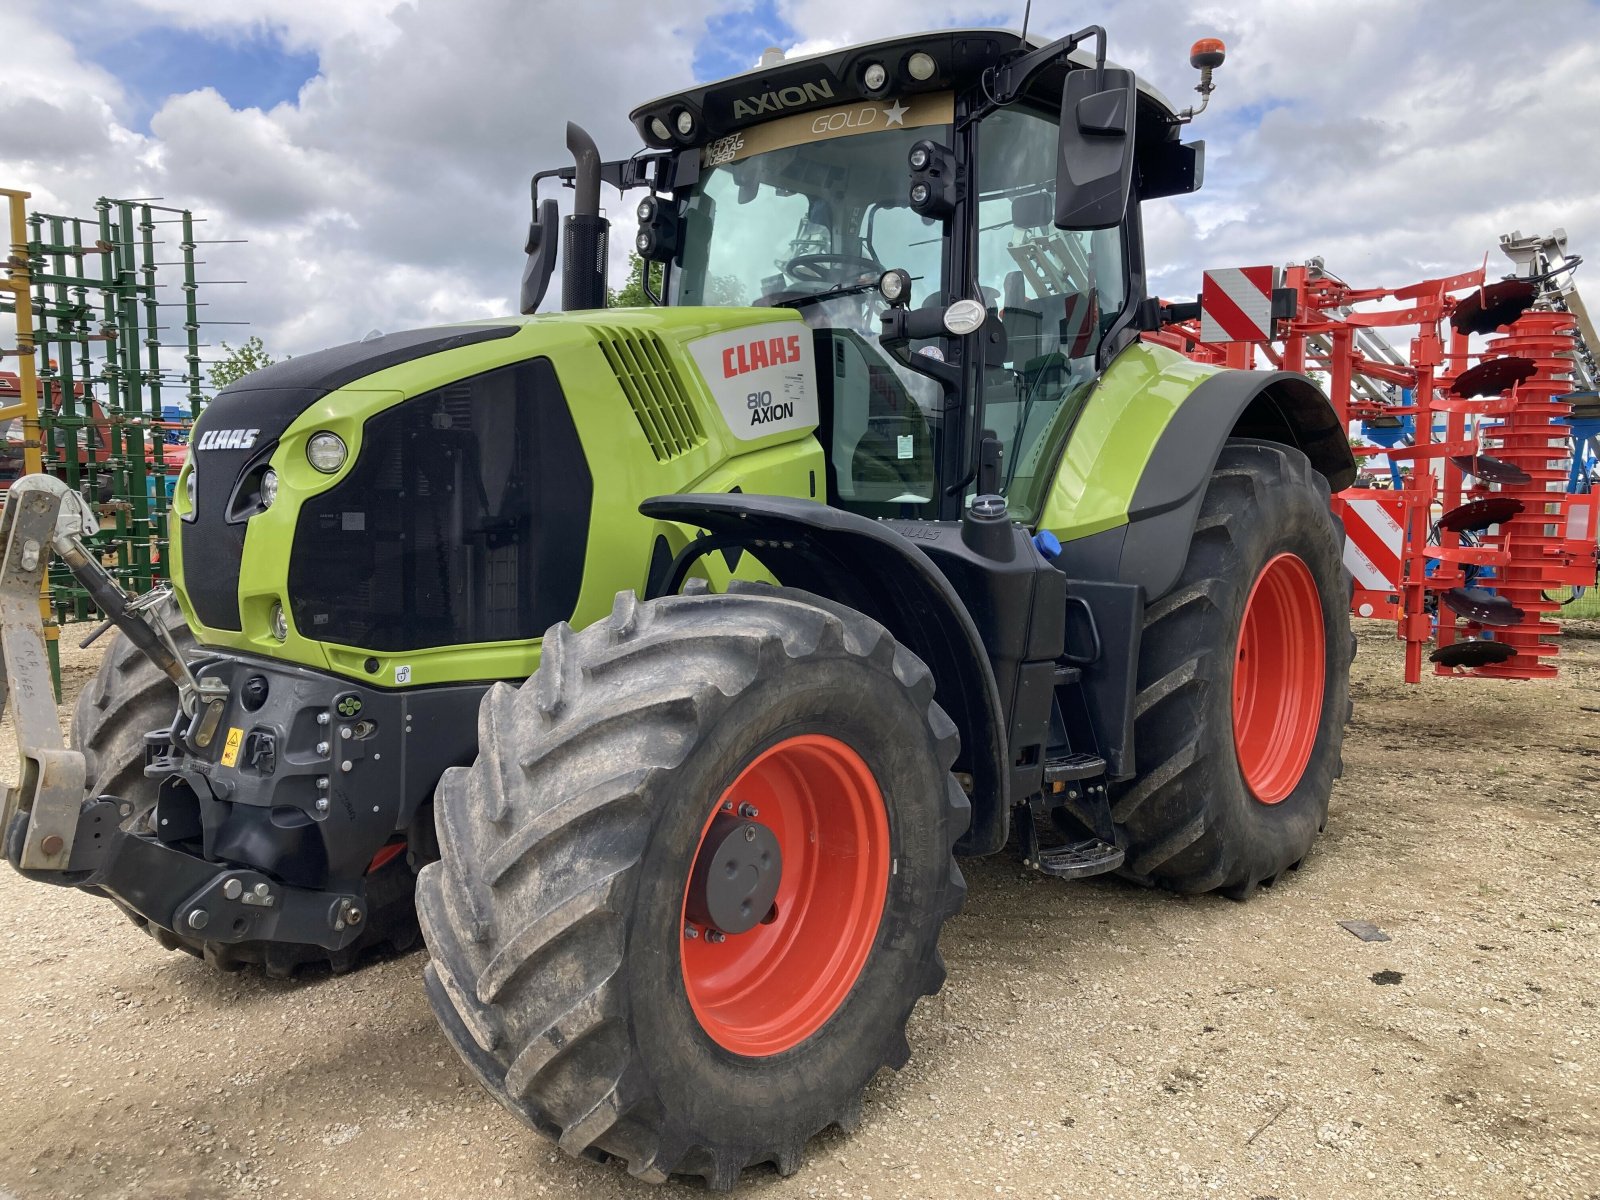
[195,427,260,451]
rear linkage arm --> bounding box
[0,475,221,872]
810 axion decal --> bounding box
[687,325,819,442]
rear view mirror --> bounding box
[519,198,560,314]
[1055,67,1137,230]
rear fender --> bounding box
[639,493,1010,856]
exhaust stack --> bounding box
[561,122,609,311]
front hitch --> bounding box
[0,475,219,871]
[0,482,87,871]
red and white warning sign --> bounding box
[1199,265,1275,345]
[1332,491,1404,617]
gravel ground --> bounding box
[0,620,1597,1199]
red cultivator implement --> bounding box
[1148,231,1600,682]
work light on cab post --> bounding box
[635,194,680,263]
[877,268,911,306]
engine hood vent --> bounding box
[593,327,706,461]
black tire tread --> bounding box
[1115,439,1354,896]
[419,587,966,1188]
[70,592,192,801]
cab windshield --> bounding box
[672,94,1131,521]
[676,113,949,517]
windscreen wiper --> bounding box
[772,280,883,310]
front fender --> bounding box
[639,493,1010,856]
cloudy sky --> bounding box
[4,0,1598,368]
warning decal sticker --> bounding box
[220,726,244,768]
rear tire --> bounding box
[419,588,967,1188]
[1112,439,1354,899]
[73,594,421,975]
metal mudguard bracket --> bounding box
[0,485,87,870]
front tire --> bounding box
[71,591,192,801]
[1112,439,1354,898]
[418,588,967,1187]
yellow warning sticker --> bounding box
[220,726,244,768]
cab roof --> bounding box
[631,28,1180,150]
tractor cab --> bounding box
[524,28,1214,523]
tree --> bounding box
[703,272,747,307]
[607,252,747,308]
[209,335,276,391]
[609,254,662,308]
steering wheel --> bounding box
[784,252,883,286]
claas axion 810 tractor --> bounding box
[0,25,1355,1188]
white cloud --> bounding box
[81,0,409,54]
[2,0,1598,375]
[779,0,1600,305]
[0,0,724,361]
[149,88,358,223]
[0,7,132,195]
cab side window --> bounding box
[976,106,1126,518]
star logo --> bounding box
[882,99,909,127]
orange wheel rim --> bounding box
[1232,553,1325,804]
[680,734,890,1057]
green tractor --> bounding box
[1,25,1354,1188]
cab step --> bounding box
[1043,752,1106,787]
[1028,837,1126,879]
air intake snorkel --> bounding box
[517,121,610,314]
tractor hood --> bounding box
[169,307,822,689]
[192,325,521,468]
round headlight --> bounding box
[184,466,196,509]
[878,268,911,305]
[636,231,651,253]
[908,145,930,171]
[910,181,931,206]
[907,51,937,81]
[307,432,347,473]
[259,467,278,509]
[270,601,289,642]
[943,298,988,336]
[650,116,672,142]
[862,62,888,92]
[675,109,695,137]
[637,196,656,222]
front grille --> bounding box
[593,327,705,461]
[287,358,590,653]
